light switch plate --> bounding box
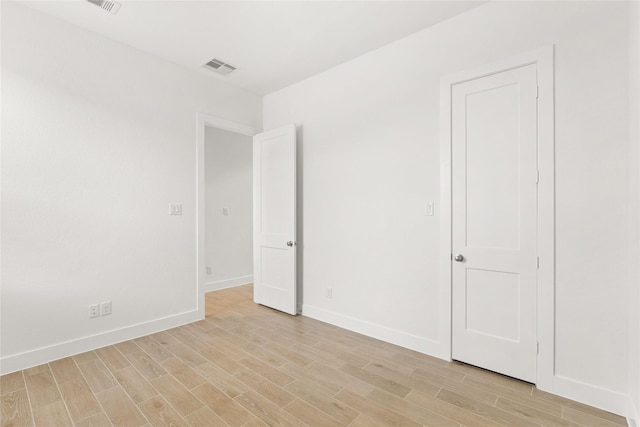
[170,204,182,215]
[424,201,434,216]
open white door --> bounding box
[253,124,297,315]
[451,64,538,383]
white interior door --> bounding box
[253,124,297,315]
[451,64,538,383]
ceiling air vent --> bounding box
[204,58,237,76]
[86,0,121,15]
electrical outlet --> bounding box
[100,301,112,316]
[206,266,212,275]
[222,207,229,216]
[326,288,333,299]
[89,304,100,319]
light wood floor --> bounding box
[1,285,628,427]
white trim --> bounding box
[196,113,258,320]
[630,3,640,427]
[630,396,640,427]
[0,310,200,375]
[302,304,448,360]
[203,275,253,293]
[552,375,635,420]
[438,65,453,359]
[535,46,556,393]
[197,113,257,137]
[439,46,555,384]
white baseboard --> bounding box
[302,304,636,423]
[628,396,639,427]
[552,375,635,421]
[203,275,253,293]
[302,304,448,360]
[0,309,201,375]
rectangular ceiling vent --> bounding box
[86,0,121,15]
[204,58,237,76]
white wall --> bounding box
[204,127,253,291]
[264,1,635,418]
[0,3,261,373]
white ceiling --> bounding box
[20,1,484,95]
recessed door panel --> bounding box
[261,138,291,235]
[465,269,520,342]
[466,84,521,250]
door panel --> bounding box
[452,64,538,383]
[260,137,292,234]
[253,124,297,315]
[465,269,520,341]
[465,83,521,250]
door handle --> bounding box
[454,254,464,262]
[286,241,294,247]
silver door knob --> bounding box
[454,254,464,262]
[287,241,294,247]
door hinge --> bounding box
[450,253,453,261]
[536,256,540,269]
[536,85,539,99]
[536,170,540,184]
[537,342,540,354]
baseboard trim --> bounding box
[552,374,634,420]
[627,396,639,427]
[203,275,253,293]
[302,304,448,360]
[301,304,635,422]
[0,309,201,375]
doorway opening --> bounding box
[196,113,257,319]
[203,125,254,314]
[196,115,299,318]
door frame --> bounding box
[196,113,258,318]
[439,46,555,390]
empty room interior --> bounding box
[1,1,639,426]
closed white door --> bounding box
[253,124,297,315]
[451,64,538,383]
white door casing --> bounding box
[253,124,297,315]
[451,64,538,383]
[440,47,554,391]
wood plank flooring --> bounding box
[1,284,628,426]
